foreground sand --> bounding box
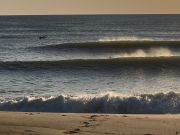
[0,112,179,135]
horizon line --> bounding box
[0,13,180,16]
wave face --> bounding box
[0,92,179,114]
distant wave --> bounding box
[0,92,179,114]
[1,57,180,70]
[27,40,180,58]
[28,41,180,58]
[29,41,180,51]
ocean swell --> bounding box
[0,92,179,114]
[1,57,180,71]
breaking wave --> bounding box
[28,41,180,58]
[0,92,179,114]
[30,40,180,50]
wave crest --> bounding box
[98,36,156,42]
[98,36,180,42]
[0,92,179,114]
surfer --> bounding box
[38,35,47,40]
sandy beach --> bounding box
[0,112,179,135]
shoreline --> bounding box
[0,112,179,135]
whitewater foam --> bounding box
[0,92,179,114]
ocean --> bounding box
[0,15,180,113]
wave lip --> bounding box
[98,36,156,42]
[98,36,180,42]
[0,92,179,114]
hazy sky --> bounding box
[0,0,180,15]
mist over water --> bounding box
[115,48,173,58]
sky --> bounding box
[0,0,180,15]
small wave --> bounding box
[1,57,180,70]
[0,92,179,114]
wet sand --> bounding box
[0,112,179,135]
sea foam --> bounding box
[0,92,179,114]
